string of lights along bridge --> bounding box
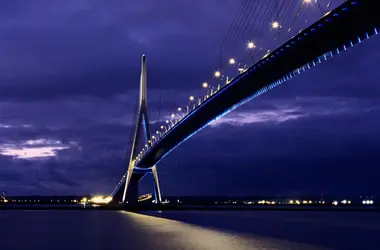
[111,0,379,201]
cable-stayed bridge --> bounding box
[111,0,380,204]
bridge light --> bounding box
[214,71,221,78]
[247,41,256,49]
[161,125,164,129]
[229,58,236,65]
[272,21,280,29]
[152,136,155,139]
[171,114,175,118]
[189,96,194,101]
[177,107,182,111]
[304,0,312,3]
[202,82,208,88]
[156,131,159,134]
[165,120,169,124]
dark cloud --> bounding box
[0,0,237,101]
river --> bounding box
[0,210,379,249]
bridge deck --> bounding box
[135,0,379,169]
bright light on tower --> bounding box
[247,41,256,49]
[214,71,221,78]
[202,82,208,88]
[229,58,236,65]
[272,21,280,29]
[189,96,194,101]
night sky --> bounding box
[0,0,379,197]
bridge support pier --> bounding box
[122,167,161,204]
[119,54,162,205]
[123,171,142,205]
[151,166,162,203]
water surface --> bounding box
[0,210,379,249]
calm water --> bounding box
[0,210,379,250]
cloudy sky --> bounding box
[0,0,379,197]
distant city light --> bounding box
[214,71,221,78]
[362,200,374,205]
[90,196,112,204]
[332,201,338,206]
[272,21,280,29]
[229,58,236,65]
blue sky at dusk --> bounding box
[0,0,379,196]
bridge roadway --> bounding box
[136,0,380,169]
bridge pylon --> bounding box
[121,55,162,205]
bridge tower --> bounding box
[121,55,162,205]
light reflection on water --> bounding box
[123,211,330,250]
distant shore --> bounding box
[1,204,379,212]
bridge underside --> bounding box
[136,0,380,169]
